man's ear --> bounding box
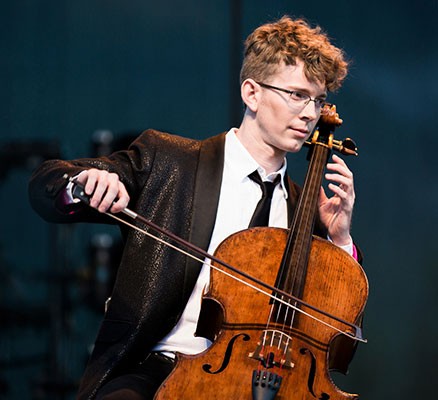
[240,79,260,112]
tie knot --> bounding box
[247,171,281,228]
[248,171,280,199]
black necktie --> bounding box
[248,171,280,227]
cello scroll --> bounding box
[304,104,358,156]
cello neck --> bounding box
[276,104,343,299]
[278,138,331,299]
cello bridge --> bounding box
[248,329,294,369]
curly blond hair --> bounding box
[240,16,349,92]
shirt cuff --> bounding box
[327,235,357,260]
[338,241,354,256]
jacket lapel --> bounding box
[182,132,226,303]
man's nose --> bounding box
[299,100,319,120]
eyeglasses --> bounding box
[256,81,327,111]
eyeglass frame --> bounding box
[255,81,328,110]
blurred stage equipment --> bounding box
[0,139,60,180]
[0,132,132,398]
[0,138,65,398]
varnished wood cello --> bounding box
[153,105,369,399]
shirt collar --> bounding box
[225,128,288,199]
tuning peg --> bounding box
[332,138,358,156]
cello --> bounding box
[152,104,369,399]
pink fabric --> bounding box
[352,244,358,261]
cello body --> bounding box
[155,228,368,399]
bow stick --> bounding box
[66,175,367,343]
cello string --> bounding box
[281,142,330,356]
[283,142,327,337]
[105,211,367,343]
[264,294,294,365]
[270,145,317,338]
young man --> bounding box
[29,16,360,400]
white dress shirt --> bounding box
[152,128,288,355]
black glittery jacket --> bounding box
[29,129,347,399]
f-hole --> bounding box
[300,348,330,399]
[202,333,250,374]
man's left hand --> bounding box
[318,154,355,246]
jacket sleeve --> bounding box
[28,130,159,224]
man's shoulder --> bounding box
[133,129,226,149]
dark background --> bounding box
[1,1,437,399]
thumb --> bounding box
[318,186,328,207]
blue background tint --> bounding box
[1,1,437,399]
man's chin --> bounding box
[286,141,305,153]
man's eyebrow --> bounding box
[286,85,327,99]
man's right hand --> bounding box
[75,169,130,213]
